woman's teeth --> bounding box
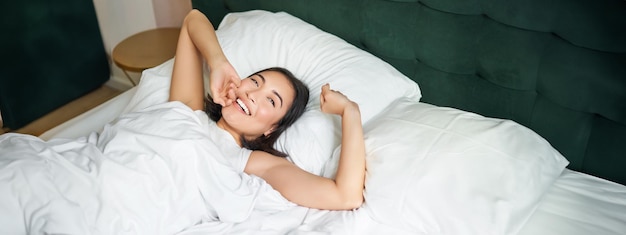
[236,98,250,115]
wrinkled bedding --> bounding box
[3,99,625,235]
[0,102,294,234]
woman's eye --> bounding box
[268,98,275,107]
[251,78,259,87]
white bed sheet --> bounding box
[518,169,626,235]
[39,87,137,141]
[39,88,626,235]
[292,168,626,235]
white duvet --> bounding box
[0,99,570,235]
[0,102,294,234]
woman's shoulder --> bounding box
[245,151,293,175]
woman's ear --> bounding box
[263,126,276,137]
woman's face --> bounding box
[220,70,295,140]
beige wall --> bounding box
[153,0,193,28]
[93,0,192,89]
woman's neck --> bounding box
[216,118,243,147]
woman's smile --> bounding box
[235,98,251,116]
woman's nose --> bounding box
[246,90,256,104]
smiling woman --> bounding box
[208,67,308,158]
[169,9,367,210]
[219,69,297,140]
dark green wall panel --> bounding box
[0,0,110,129]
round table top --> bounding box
[112,27,180,72]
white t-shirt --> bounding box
[203,115,252,173]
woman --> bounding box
[170,9,366,210]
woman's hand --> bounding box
[209,59,240,106]
[170,9,239,111]
[320,83,357,116]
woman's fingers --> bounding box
[224,83,237,106]
[211,73,240,106]
[320,83,352,115]
[229,75,242,87]
[213,82,234,106]
[321,83,330,94]
[209,61,240,106]
[320,84,328,105]
[211,87,225,106]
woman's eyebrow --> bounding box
[255,73,266,83]
[273,90,284,108]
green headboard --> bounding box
[192,0,626,185]
[0,0,110,130]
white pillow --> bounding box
[325,98,569,234]
[215,10,421,174]
[216,10,421,121]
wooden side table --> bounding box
[112,27,180,86]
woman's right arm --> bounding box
[169,9,240,110]
[245,84,366,210]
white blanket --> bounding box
[0,102,293,234]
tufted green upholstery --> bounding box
[193,0,626,185]
[0,0,110,130]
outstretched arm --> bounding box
[169,9,240,110]
[245,84,366,210]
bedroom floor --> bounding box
[0,85,124,136]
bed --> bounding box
[2,0,625,234]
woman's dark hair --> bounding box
[204,67,309,158]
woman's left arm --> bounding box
[245,84,365,210]
[170,9,239,111]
